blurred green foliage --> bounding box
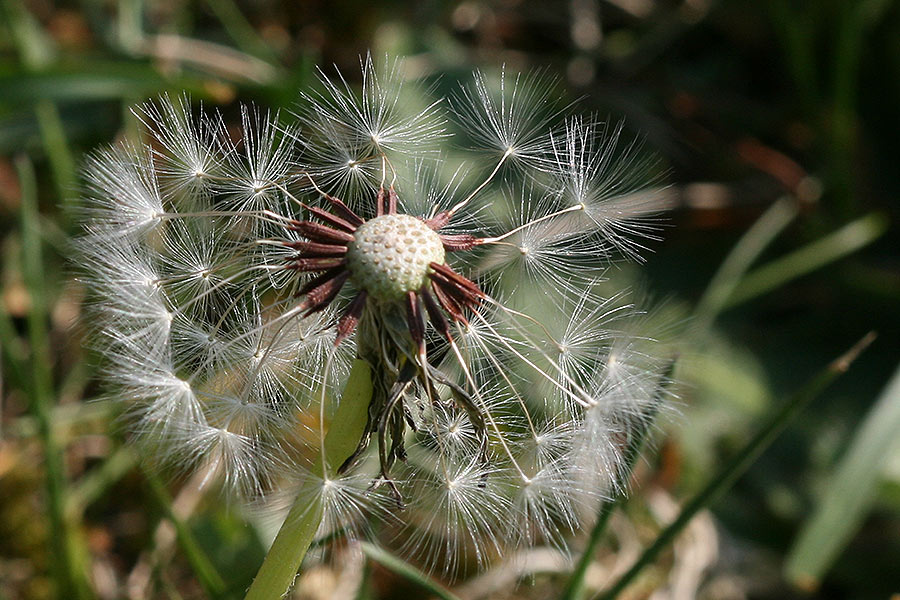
[0,0,898,598]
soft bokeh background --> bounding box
[1,1,898,599]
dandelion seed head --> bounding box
[76,54,676,576]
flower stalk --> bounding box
[19,156,93,600]
[245,358,374,600]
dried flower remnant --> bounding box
[77,55,673,574]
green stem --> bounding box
[244,358,374,600]
[2,0,76,212]
[561,363,673,600]
[785,360,900,589]
[593,332,875,600]
[67,445,140,519]
[34,99,77,212]
[827,0,890,218]
[143,469,226,597]
[202,0,280,64]
[18,156,93,599]
[117,0,144,54]
[358,542,461,600]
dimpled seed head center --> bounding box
[346,214,446,301]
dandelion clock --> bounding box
[76,54,674,597]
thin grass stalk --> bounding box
[143,469,228,598]
[693,196,798,329]
[35,100,78,212]
[67,445,140,519]
[202,0,280,64]
[725,212,887,307]
[358,542,462,600]
[244,358,374,600]
[785,360,900,589]
[828,1,890,218]
[593,332,876,600]
[117,0,144,53]
[2,0,77,210]
[561,362,673,600]
[9,401,116,440]
[767,2,817,112]
[18,155,93,599]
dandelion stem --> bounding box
[244,359,374,600]
[593,333,876,600]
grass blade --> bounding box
[67,445,140,519]
[359,542,462,600]
[561,362,673,600]
[694,196,799,329]
[2,0,77,208]
[17,155,94,599]
[202,0,281,64]
[34,100,77,213]
[785,360,900,590]
[0,67,206,103]
[1,0,56,68]
[725,213,888,308]
[143,469,227,598]
[593,332,876,600]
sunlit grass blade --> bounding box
[1,0,56,67]
[34,100,77,213]
[9,401,116,439]
[785,360,900,591]
[694,196,799,329]
[244,358,374,600]
[17,155,94,599]
[359,542,462,600]
[725,212,888,308]
[561,362,674,600]
[593,332,876,600]
[117,0,144,53]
